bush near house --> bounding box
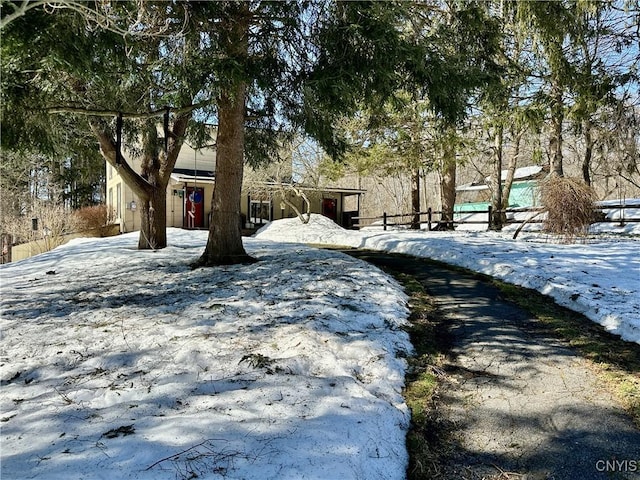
[73,205,114,236]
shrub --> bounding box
[540,176,597,240]
[74,204,113,231]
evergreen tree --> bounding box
[194,1,448,265]
[3,1,449,261]
[329,1,503,230]
[2,2,197,249]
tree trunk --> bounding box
[489,124,504,231]
[502,130,521,208]
[439,144,456,229]
[138,186,167,249]
[549,80,564,177]
[582,119,593,186]
[197,84,255,266]
[137,123,169,250]
[411,168,420,229]
[89,114,189,250]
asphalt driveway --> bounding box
[343,249,640,480]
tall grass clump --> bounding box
[540,176,597,241]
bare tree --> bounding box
[3,200,80,253]
[243,137,331,225]
[0,0,185,35]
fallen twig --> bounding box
[145,439,231,471]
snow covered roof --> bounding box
[505,165,544,181]
[456,183,489,192]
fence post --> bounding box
[1,233,11,264]
[427,207,432,231]
[383,212,388,231]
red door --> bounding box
[185,187,204,229]
[322,198,337,222]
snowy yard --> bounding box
[1,214,638,479]
[0,230,412,480]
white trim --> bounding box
[169,173,216,185]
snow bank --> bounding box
[255,214,364,247]
[0,230,413,480]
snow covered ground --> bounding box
[2,213,638,479]
[256,214,640,345]
[1,230,412,480]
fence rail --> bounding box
[353,204,640,231]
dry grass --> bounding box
[394,274,457,480]
[540,176,598,241]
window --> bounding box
[116,183,122,219]
[250,200,271,225]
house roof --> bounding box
[504,165,544,181]
[168,174,366,196]
[174,136,216,172]
[456,183,490,192]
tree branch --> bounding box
[88,118,154,199]
[280,185,311,224]
[159,113,191,180]
[1,0,188,37]
[0,1,47,29]
[46,101,211,119]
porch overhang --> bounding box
[254,181,366,196]
[169,170,216,186]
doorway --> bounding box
[185,187,204,229]
[322,198,337,222]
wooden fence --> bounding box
[353,204,640,231]
[1,224,121,264]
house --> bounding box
[105,144,365,234]
[454,165,547,212]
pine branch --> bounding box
[46,101,211,119]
